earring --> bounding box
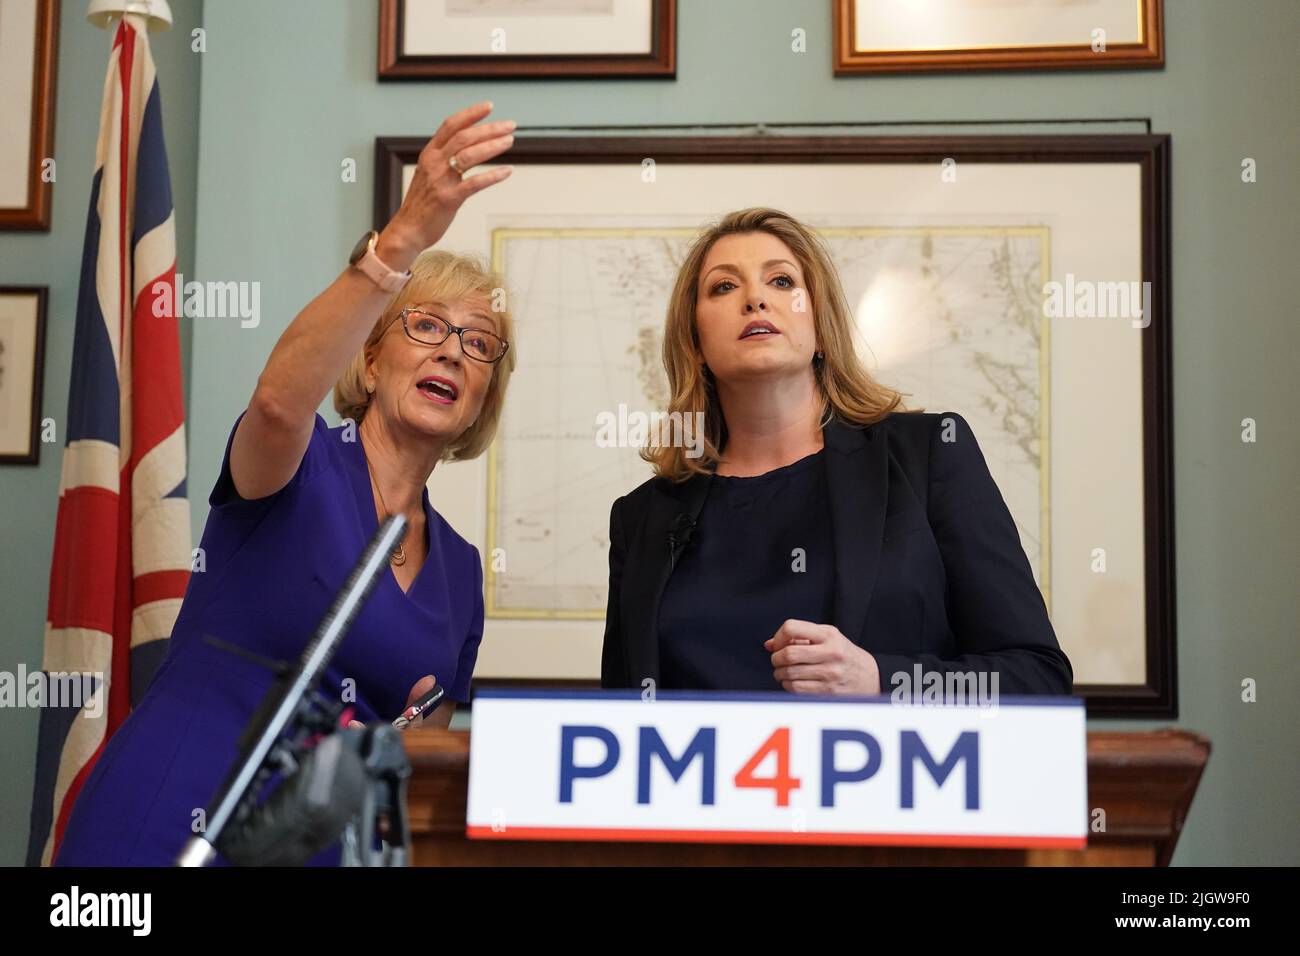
[366,382,375,394]
[814,351,824,360]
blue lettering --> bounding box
[559,725,620,803]
[820,730,881,807]
[900,730,979,809]
[637,726,716,804]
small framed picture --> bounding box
[0,287,49,464]
[378,0,676,79]
[0,0,59,230]
[834,0,1164,74]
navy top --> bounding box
[657,449,835,691]
[54,412,484,866]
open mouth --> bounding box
[417,376,458,404]
[740,320,780,339]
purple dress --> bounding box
[54,412,484,866]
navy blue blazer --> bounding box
[600,410,1073,696]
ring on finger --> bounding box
[448,153,465,179]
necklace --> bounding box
[364,454,410,566]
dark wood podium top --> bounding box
[401,728,1209,867]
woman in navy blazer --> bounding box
[601,208,1072,698]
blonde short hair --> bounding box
[645,207,911,482]
[334,248,516,462]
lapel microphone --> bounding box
[668,513,697,569]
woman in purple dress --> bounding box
[54,102,518,866]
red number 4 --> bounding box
[733,728,801,806]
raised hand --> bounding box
[381,101,516,260]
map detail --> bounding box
[487,225,1050,618]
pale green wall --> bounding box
[3,0,1296,866]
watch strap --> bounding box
[351,231,411,293]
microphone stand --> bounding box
[178,515,410,867]
[341,722,412,867]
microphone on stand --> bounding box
[177,515,407,868]
[668,513,697,570]
[217,729,368,866]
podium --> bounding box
[402,728,1209,866]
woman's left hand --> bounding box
[766,620,881,695]
[348,674,440,730]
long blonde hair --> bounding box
[645,207,910,481]
[334,248,516,462]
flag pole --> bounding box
[86,0,173,31]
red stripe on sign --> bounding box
[466,825,1087,850]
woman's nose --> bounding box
[432,337,464,364]
[744,297,768,312]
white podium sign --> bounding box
[466,691,1087,849]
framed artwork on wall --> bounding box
[0,286,49,464]
[0,0,60,230]
[378,0,676,79]
[374,132,1174,718]
[833,0,1164,74]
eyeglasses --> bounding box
[398,307,509,365]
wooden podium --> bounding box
[401,728,1209,866]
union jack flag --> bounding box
[27,14,191,866]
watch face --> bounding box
[349,230,376,266]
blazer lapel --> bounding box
[823,419,890,643]
[623,473,711,687]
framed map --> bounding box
[375,133,1174,718]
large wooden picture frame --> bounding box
[833,0,1164,74]
[0,0,60,230]
[375,132,1174,718]
[378,0,676,80]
